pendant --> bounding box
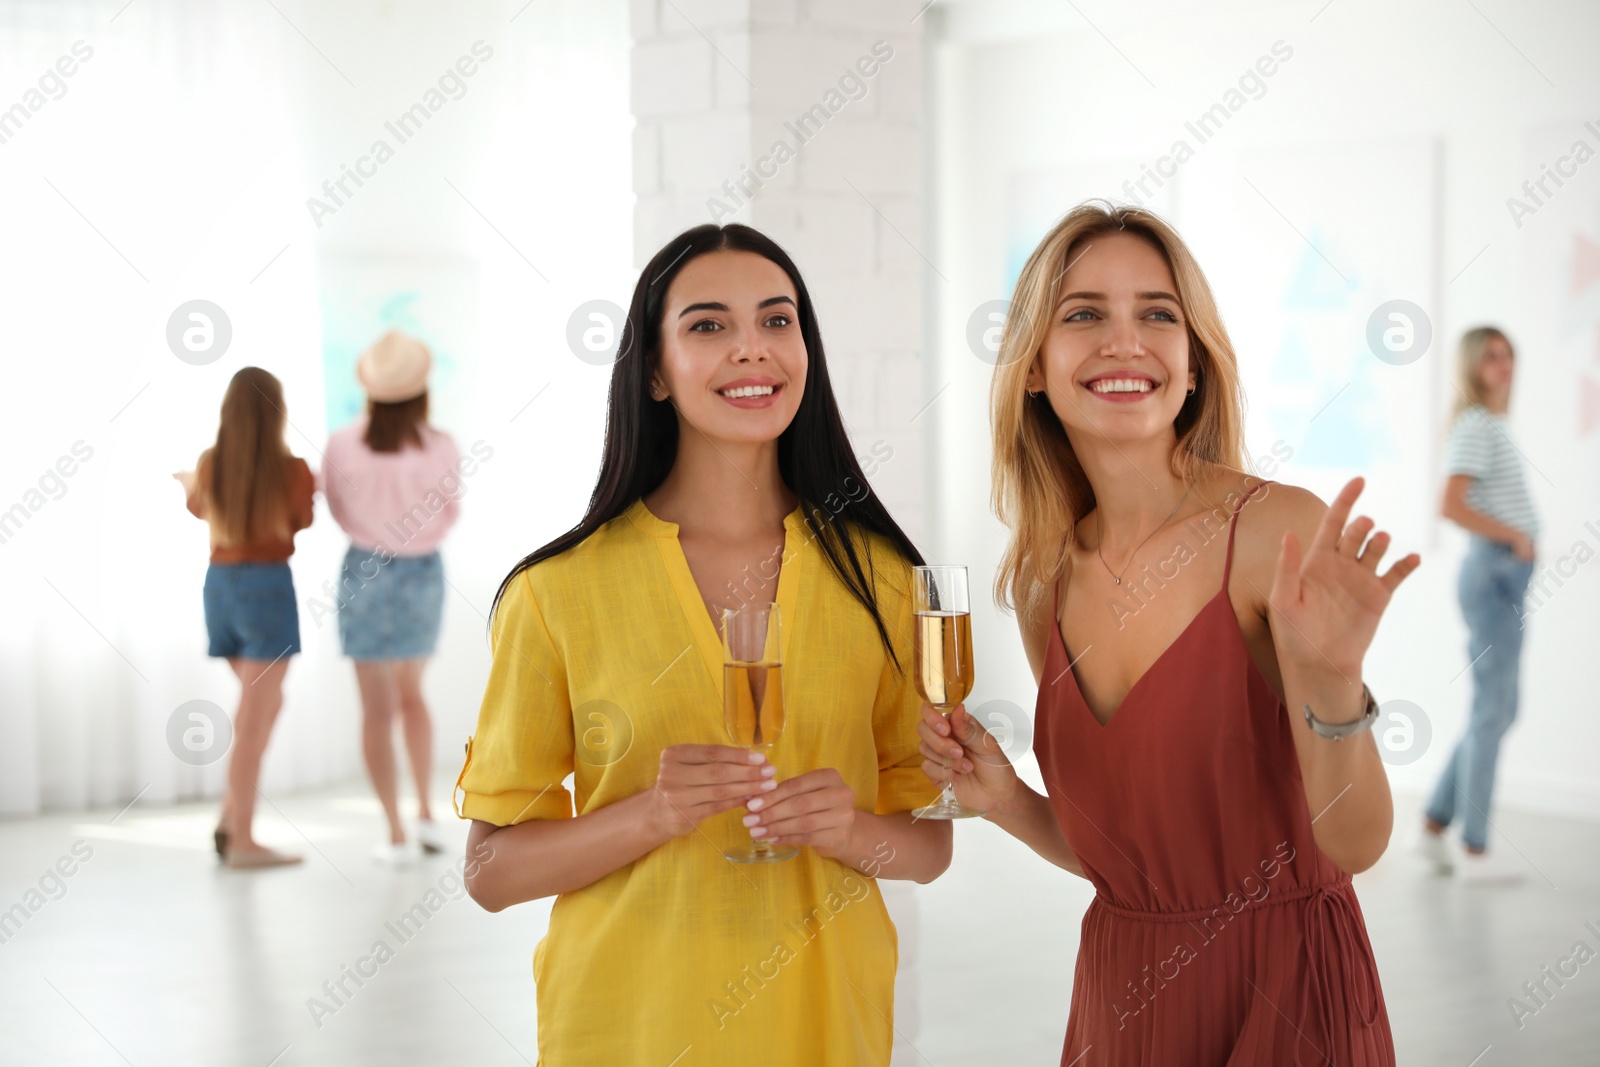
[1113,577,1121,585]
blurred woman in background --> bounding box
[176,367,314,869]
[323,330,462,864]
[1417,326,1538,884]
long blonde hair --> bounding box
[990,201,1246,616]
[1449,325,1511,422]
[201,367,296,547]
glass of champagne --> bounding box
[722,602,799,863]
[912,565,984,820]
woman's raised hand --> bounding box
[1270,477,1421,682]
[650,744,776,838]
[917,702,1019,814]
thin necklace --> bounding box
[1095,486,1191,586]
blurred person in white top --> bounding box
[1416,326,1539,886]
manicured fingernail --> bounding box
[936,723,948,735]
[962,761,973,773]
[749,826,767,837]
[747,752,765,764]
[761,765,777,778]
[742,814,760,827]
[760,780,777,792]
[748,797,765,811]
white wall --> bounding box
[5,0,1596,828]
[925,0,1600,819]
[0,0,635,814]
[629,0,930,539]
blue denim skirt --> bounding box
[203,561,301,661]
[335,544,444,660]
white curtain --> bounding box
[0,0,635,815]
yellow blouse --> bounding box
[456,498,938,1066]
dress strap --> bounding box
[1221,480,1274,591]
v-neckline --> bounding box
[1053,586,1231,728]
[628,499,803,702]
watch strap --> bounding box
[1301,684,1380,740]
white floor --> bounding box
[1,786,1596,1066]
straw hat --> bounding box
[357,330,431,403]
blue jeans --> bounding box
[1424,537,1534,851]
[203,561,300,661]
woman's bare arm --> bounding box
[985,778,1085,876]
[918,593,1084,877]
[466,791,665,911]
[1245,480,1419,875]
[464,745,770,911]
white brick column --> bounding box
[631,8,931,1060]
[630,0,928,540]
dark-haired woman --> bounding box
[323,330,462,865]
[176,367,314,869]
[457,225,950,1065]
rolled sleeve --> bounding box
[456,568,575,825]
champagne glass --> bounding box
[912,565,984,820]
[722,603,798,863]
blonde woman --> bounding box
[920,202,1418,1064]
[176,367,314,868]
[1417,327,1537,884]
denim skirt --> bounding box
[203,561,301,661]
[336,544,444,660]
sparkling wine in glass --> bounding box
[912,566,984,820]
[722,603,798,863]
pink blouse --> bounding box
[319,416,462,557]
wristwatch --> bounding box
[1302,684,1380,740]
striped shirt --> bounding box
[1444,406,1539,538]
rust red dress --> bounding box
[1032,481,1395,1066]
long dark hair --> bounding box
[491,223,924,666]
[364,392,428,453]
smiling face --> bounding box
[651,250,808,446]
[1025,230,1195,444]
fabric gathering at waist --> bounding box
[1091,878,1352,924]
[1095,877,1384,1056]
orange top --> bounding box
[186,452,315,563]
